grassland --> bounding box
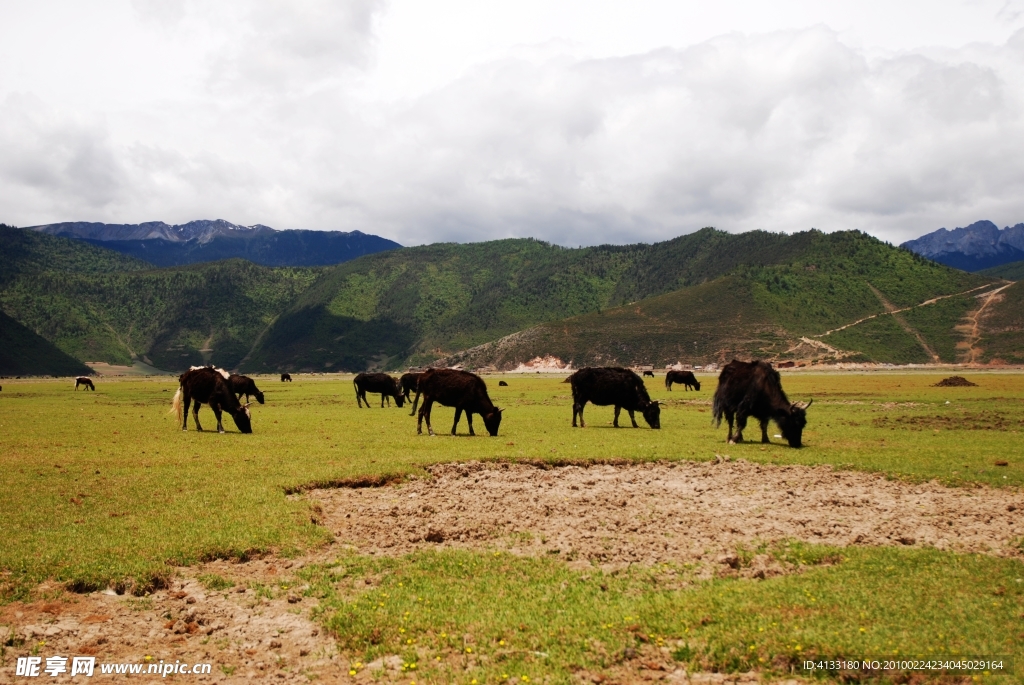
[1,372,1022,679]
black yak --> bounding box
[416,368,502,436]
[354,373,405,408]
[229,374,265,404]
[281,373,292,382]
[172,367,252,433]
[665,370,701,391]
[400,372,423,415]
[712,360,811,447]
[74,377,95,391]
[569,367,660,429]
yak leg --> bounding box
[760,419,771,443]
[418,398,435,436]
[213,405,225,433]
[409,392,421,417]
[192,402,204,432]
[724,411,735,444]
[465,411,476,436]
[355,387,365,408]
[182,395,192,431]
[381,394,387,408]
[573,401,586,428]
[452,407,463,435]
[613,405,621,427]
[733,413,748,443]
[627,408,639,428]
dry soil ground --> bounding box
[3,460,1021,684]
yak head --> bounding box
[642,401,661,429]
[780,399,812,447]
[692,379,702,391]
[254,390,265,405]
[392,381,406,407]
[483,407,504,436]
[231,405,254,434]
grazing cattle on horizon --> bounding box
[172,367,253,433]
[229,374,265,404]
[642,370,655,378]
[74,376,95,391]
[665,370,701,392]
[498,380,509,386]
[399,372,423,415]
[569,367,660,429]
[712,359,811,448]
[416,368,503,436]
[354,373,405,408]
[281,373,292,382]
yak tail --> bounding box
[170,387,183,424]
[710,393,724,427]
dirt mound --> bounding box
[934,376,978,387]
[310,460,1024,569]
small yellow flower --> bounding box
[355,663,362,668]
[144,656,153,662]
[441,632,447,638]
[349,670,357,676]
[859,628,866,633]
[465,647,473,653]
[400,628,406,633]
[502,674,509,679]
[471,680,478,684]
[521,677,530,682]
[499,640,505,646]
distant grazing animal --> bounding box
[400,372,424,415]
[281,373,292,382]
[776,361,796,369]
[229,374,265,404]
[172,367,252,433]
[712,359,811,448]
[569,367,660,429]
[416,368,503,436]
[642,370,655,377]
[665,370,701,392]
[354,373,405,408]
[74,377,95,391]
[498,380,508,386]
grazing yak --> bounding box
[498,380,509,386]
[416,368,503,436]
[281,373,292,382]
[229,374,265,404]
[569,367,660,429]
[665,370,701,392]
[172,366,252,433]
[399,372,423,415]
[354,373,405,408]
[642,370,655,377]
[74,376,95,391]
[712,359,811,447]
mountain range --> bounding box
[4,223,1019,375]
[901,220,1024,271]
[27,220,402,268]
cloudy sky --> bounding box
[2,1,1024,246]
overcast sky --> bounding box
[2,1,1024,246]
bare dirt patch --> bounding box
[934,376,978,387]
[0,560,342,683]
[873,410,1023,431]
[311,460,1024,567]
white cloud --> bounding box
[3,3,1024,246]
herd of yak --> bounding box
[162,360,812,447]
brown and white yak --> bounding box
[171,367,253,433]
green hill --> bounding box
[441,232,995,368]
[0,227,322,370]
[243,229,860,371]
[0,225,1011,373]
[978,259,1024,281]
[0,310,92,377]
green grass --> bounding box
[302,546,1022,683]
[1,373,1022,677]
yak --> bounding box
[354,373,405,408]
[416,368,502,436]
[229,374,265,404]
[172,367,252,433]
[281,373,292,382]
[712,359,811,447]
[665,370,701,391]
[399,372,423,415]
[569,367,660,429]
[74,376,95,391]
